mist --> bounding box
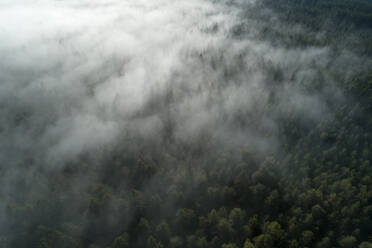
[1,0,371,247]
[0,0,363,165]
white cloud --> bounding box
[0,0,365,169]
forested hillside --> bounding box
[1,0,372,248]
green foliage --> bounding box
[147,236,163,248]
[155,220,171,244]
[301,230,314,246]
[254,234,273,248]
[169,236,183,248]
[360,242,372,248]
[112,233,129,248]
[176,208,197,230]
[243,239,255,248]
[221,243,238,248]
[339,236,358,248]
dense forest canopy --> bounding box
[0,0,372,247]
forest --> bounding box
[0,0,372,247]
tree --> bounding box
[311,204,326,219]
[338,236,357,248]
[88,184,113,216]
[301,230,314,246]
[176,208,196,230]
[264,190,280,213]
[112,233,130,248]
[195,237,208,248]
[147,236,164,248]
[264,221,284,242]
[217,218,234,240]
[138,217,151,235]
[222,243,238,248]
[359,242,372,248]
[315,237,331,248]
[243,239,255,248]
[229,208,246,228]
[169,236,183,248]
[156,220,171,244]
[254,234,273,248]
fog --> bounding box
[0,0,369,243]
[1,0,360,166]
[1,0,238,165]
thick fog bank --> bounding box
[1,0,367,170]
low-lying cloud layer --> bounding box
[1,0,365,170]
[1,0,238,165]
